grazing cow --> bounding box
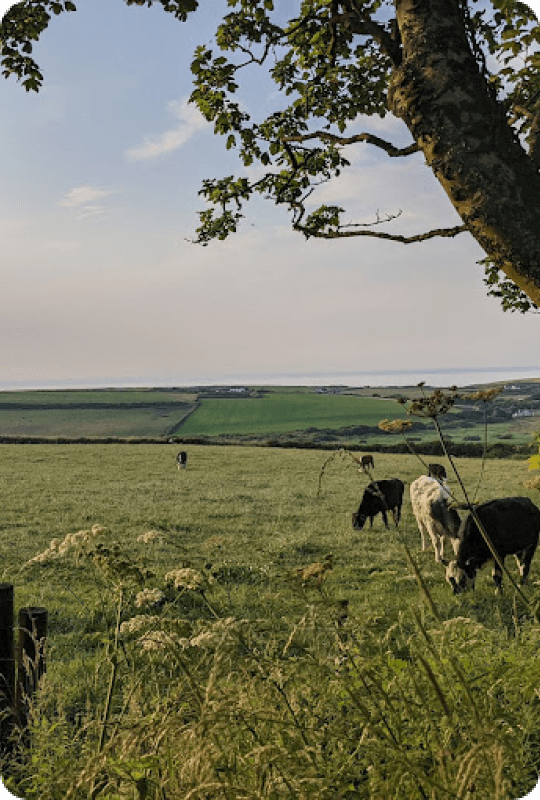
[410,476,461,564]
[360,454,374,473]
[352,478,404,530]
[446,497,540,595]
[176,451,188,470]
[428,463,447,482]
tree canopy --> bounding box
[2,0,540,312]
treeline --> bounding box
[173,432,534,459]
[0,431,534,458]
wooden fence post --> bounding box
[16,607,47,729]
[0,584,15,753]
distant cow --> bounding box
[428,463,447,482]
[360,454,374,473]
[410,476,461,564]
[446,497,540,594]
[176,451,188,470]
[352,478,404,531]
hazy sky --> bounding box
[1,0,540,388]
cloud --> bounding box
[125,99,209,162]
[59,186,116,208]
[58,186,118,221]
[74,205,107,221]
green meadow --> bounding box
[1,443,540,797]
[180,393,407,435]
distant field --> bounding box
[0,407,184,437]
[0,386,535,449]
[0,389,196,406]
[179,393,408,435]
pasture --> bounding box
[179,392,408,435]
[2,443,540,798]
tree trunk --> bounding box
[388,0,540,306]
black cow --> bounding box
[360,454,374,472]
[446,496,540,594]
[176,451,188,470]
[352,478,405,531]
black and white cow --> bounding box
[446,496,540,594]
[410,476,461,564]
[176,451,188,470]
[352,478,404,530]
[428,463,447,482]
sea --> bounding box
[1,365,540,391]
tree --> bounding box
[2,0,540,312]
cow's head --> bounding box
[446,559,477,594]
[352,512,366,530]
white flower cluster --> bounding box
[119,614,162,636]
[136,530,162,544]
[135,588,166,608]
[189,617,238,649]
[27,524,107,566]
[165,568,208,592]
[120,615,241,654]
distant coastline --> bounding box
[0,365,539,392]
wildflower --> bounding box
[378,419,413,434]
[408,388,460,418]
[119,614,161,637]
[135,588,166,608]
[27,551,51,565]
[165,568,208,592]
[137,530,161,544]
[25,523,108,568]
[465,387,503,402]
[189,618,239,649]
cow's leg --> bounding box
[516,546,536,585]
[417,519,429,551]
[381,510,389,529]
[492,560,504,594]
[427,522,444,563]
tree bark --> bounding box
[388,0,540,306]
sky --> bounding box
[1,0,540,389]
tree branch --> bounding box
[282,131,419,157]
[340,0,401,67]
[293,223,468,243]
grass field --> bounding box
[1,443,535,620]
[2,443,540,797]
[0,389,197,405]
[0,407,187,437]
[179,392,408,435]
